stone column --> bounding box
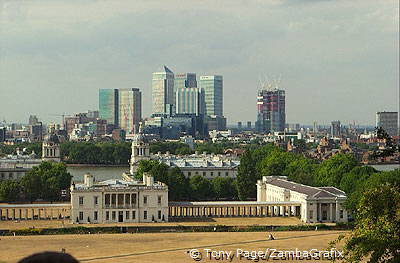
[0,209,2,221]
[318,203,322,222]
[12,209,15,220]
[329,203,332,221]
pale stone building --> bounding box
[129,123,239,179]
[70,173,168,224]
[42,134,61,162]
[257,176,348,223]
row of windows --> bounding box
[78,195,163,206]
[185,171,232,177]
[0,172,24,180]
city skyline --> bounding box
[0,0,398,125]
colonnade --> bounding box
[0,205,70,221]
[168,202,301,218]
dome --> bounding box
[44,133,60,144]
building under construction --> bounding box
[256,84,286,133]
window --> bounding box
[158,195,162,205]
[132,210,136,219]
[218,172,221,176]
[131,193,137,205]
[195,171,198,175]
[94,196,99,206]
[203,172,206,176]
[79,196,84,205]
[112,211,116,221]
[188,172,191,176]
[225,172,228,176]
[94,211,98,221]
[340,210,344,219]
[126,211,130,220]
[143,211,147,220]
[158,210,162,219]
[211,172,214,176]
[309,210,313,219]
[79,212,84,221]
[143,196,148,205]
[106,211,109,220]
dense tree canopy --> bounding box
[335,184,400,263]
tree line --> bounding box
[0,162,72,202]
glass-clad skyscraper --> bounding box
[198,75,223,117]
[119,88,142,134]
[152,66,174,115]
[176,87,205,116]
[99,89,119,127]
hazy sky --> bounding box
[0,0,398,126]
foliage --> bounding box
[150,141,193,155]
[20,162,72,201]
[334,184,400,263]
[315,153,358,187]
[372,127,398,159]
[0,180,22,202]
[212,177,237,200]
[189,175,214,200]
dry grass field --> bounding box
[0,231,346,263]
[0,217,303,230]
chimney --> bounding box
[84,173,94,187]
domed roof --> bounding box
[132,122,148,144]
[44,133,60,144]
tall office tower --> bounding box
[29,115,39,125]
[238,122,242,129]
[152,66,175,115]
[175,87,205,116]
[376,111,399,137]
[119,88,142,134]
[256,88,286,133]
[199,75,223,117]
[247,121,252,129]
[99,89,119,127]
[174,73,197,91]
[331,120,341,137]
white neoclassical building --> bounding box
[70,173,168,224]
[128,123,239,179]
[257,176,348,223]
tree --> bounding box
[212,177,237,200]
[0,180,21,202]
[21,162,72,202]
[236,150,257,200]
[189,175,214,200]
[334,184,400,262]
[316,153,358,187]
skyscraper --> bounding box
[199,75,223,117]
[174,73,197,90]
[376,111,399,137]
[331,121,341,137]
[119,88,142,134]
[99,89,119,127]
[152,66,174,115]
[175,87,205,116]
[256,88,286,133]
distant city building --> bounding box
[331,121,341,137]
[206,115,227,131]
[199,75,223,117]
[152,66,175,115]
[257,176,348,223]
[256,88,286,133]
[70,173,168,224]
[28,115,39,125]
[99,89,119,127]
[0,127,6,142]
[237,122,242,129]
[119,88,142,134]
[247,121,252,129]
[376,111,398,137]
[175,87,205,116]
[174,73,197,91]
[29,122,43,142]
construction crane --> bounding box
[48,113,67,130]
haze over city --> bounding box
[0,0,398,125]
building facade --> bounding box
[331,121,341,137]
[174,73,197,92]
[175,87,205,116]
[256,88,286,133]
[99,89,119,127]
[152,66,175,115]
[119,88,142,134]
[70,173,168,224]
[199,75,223,117]
[376,111,398,138]
[257,176,348,223]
